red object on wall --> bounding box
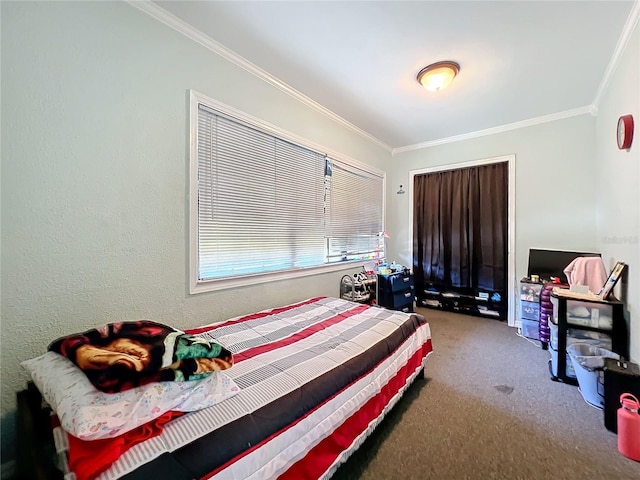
[617,114,634,150]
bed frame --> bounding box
[16,383,63,480]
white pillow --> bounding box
[568,306,591,318]
[21,351,239,441]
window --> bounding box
[324,158,385,263]
[190,91,385,293]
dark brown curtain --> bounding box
[413,162,508,292]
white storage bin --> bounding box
[548,320,612,351]
[551,297,614,330]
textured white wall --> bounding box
[388,114,599,282]
[387,20,639,365]
[0,1,390,461]
[594,20,639,363]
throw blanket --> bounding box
[563,256,607,294]
[49,320,234,393]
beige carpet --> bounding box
[332,307,639,480]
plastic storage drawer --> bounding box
[378,287,415,309]
[393,298,414,313]
[551,297,614,330]
[520,280,543,302]
[521,318,540,340]
[378,271,414,312]
[521,300,540,321]
[380,273,413,292]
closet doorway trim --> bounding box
[408,154,516,326]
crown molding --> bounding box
[126,0,392,153]
[128,0,637,157]
[592,0,640,109]
[392,106,593,155]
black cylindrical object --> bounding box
[603,358,640,433]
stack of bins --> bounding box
[519,278,543,341]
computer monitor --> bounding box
[527,248,601,282]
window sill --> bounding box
[190,260,369,294]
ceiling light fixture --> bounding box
[417,61,460,92]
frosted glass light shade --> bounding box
[417,62,460,92]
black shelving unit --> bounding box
[417,283,506,320]
[550,290,628,385]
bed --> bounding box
[17,296,433,480]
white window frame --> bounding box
[189,90,386,294]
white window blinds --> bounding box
[198,104,325,280]
[325,158,384,263]
[193,94,384,287]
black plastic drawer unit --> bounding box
[378,271,414,312]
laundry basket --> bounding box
[568,343,619,409]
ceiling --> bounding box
[150,1,636,151]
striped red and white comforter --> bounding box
[92,296,432,480]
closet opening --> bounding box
[409,155,516,324]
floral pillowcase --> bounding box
[21,351,240,441]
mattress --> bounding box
[31,297,433,480]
